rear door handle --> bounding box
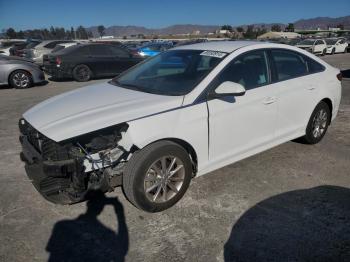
[263,97,276,105]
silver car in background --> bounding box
[23,40,75,64]
[0,55,45,89]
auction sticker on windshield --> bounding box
[200,50,227,58]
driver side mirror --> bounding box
[208,81,246,99]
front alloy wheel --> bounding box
[144,156,185,203]
[123,141,192,212]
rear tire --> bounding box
[123,141,192,212]
[9,70,33,89]
[301,101,330,144]
[73,64,92,82]
[332,48,335,55]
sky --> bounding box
[1,0,350,30]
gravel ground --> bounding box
[0,54,349,262]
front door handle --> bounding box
[263,97,276,105]
[306,86,316,90]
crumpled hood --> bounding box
[23,82,183,141]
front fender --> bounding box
[122,102,209,172]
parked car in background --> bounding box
[23,40,75,64]
[51,42,80,53]
[9,42,29,56]
[296,39,327,55]
[0,54,45,89]
[0,39,26,56]
[137,42,173,57]
[325,38,348,54]
[11,40,42,57]
[20,41,341,211]
[43,43,144,81]
[42,42,82,65]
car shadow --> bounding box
[46,190,129,262]
[224,185,350,262]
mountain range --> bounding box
[87,15,350,37]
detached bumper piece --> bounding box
[19,120,86,204]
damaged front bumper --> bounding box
[20,135,86,204]
[19,119,127,204]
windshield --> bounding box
[111,49,226,96]
[298,39,315,45]
[325,39,338,45]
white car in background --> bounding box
[19,41,342,212]
[296,39,327,55]
[23,40,75,64]
[325,38,348,54]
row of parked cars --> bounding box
[295,38,349,55]
[0,39,181,88]
[0,37,348,89]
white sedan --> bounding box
[19,41,342,212]
[296,39,328,55]
[325,38,348,54]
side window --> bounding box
[215,50,269,90]
[271,50,308,81]
[89,45,110,56]
[304,56,325,74]
[108,46,129,58]
[75,46,90,55]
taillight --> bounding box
[337,72,342,81]
[56,57,62,65]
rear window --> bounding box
[271,50,308,81]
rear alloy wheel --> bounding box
[123,141,192,212]
[302,101,330,144]
[9,70,33,89]
[73,64,92,82]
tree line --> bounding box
[3,26,93,40]
[220,23,296,39]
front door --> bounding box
[207,50,277,165]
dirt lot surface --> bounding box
[0,54,349,262]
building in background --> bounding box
[257,31,301,40]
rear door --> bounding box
[269,49,321,139]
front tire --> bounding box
[9,70,33,89]
[123,141,192,212]
[302,101,330,144]
[73,64,92,82]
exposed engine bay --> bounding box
[19,118,132,204]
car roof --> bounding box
[173,40,265,53]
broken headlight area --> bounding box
[19,118,130,204]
